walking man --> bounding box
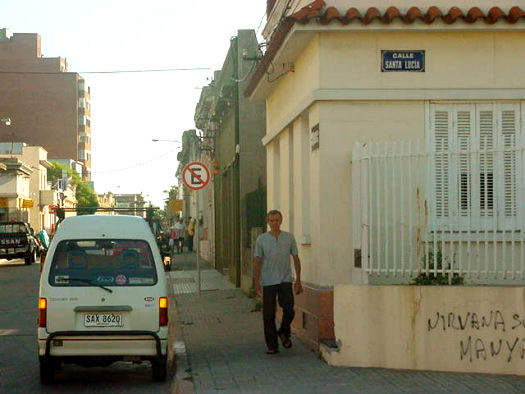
[254,210,303,354]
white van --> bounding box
[38,215,169,384]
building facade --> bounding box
[0,143,57,232]
[195,30,267,291]
[248,0,525,374]
[0,157,32,223]
[0,28,92,180]
[113,194,146,217]
[97,192,116,215]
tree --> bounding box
[48,162,99,215]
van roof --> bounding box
[53,215,153,241]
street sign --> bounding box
[182,161,210,190]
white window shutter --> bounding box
[431,105,452,226]
[454,106,475,226]
[477,104,496,224]
[498,104,520,229]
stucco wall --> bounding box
[266,35,320,136]
[320,31,525,89]
[323,285,525,375]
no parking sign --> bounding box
[182,162,210,190]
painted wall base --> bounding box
[321,285,525,376]
[277,283,334,352]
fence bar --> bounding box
[521,146,525,280]
[383,143,390,276]
[370,143,381,273]
[400,141,406,276]
[483,137,489,279]
[408,141,414,276]
[362,143,370,275]
[392,141,397,277]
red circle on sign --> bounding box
[182,161,210,190]
[116,275,127,285]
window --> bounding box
[49,239,157,287]
[430,103,522,231]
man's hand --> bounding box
[294,281,303,295]
[255,281,262,298]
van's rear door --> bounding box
[46,239,162,333]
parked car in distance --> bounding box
[38,215,169,384]
[0,221,38,264]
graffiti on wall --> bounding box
[427,311,525,362]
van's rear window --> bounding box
[49,239,157,287]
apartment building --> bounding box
[0,28,92,180]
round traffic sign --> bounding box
[182,161,210,190]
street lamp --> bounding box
[152,139,181,143]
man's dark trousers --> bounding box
[262,282,295,350]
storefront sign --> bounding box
[169,199,184,213]
[381,50,425,72]
[22,199,33,208]
[0,198,8,208]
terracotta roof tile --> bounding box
[290,0,325,23]
[245,1,525,97]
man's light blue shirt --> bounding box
[254,231,298,286]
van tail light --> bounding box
[38,298,47,328]
[159,297,168,326]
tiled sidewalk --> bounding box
[172,253,525,393]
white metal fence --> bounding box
[352,140,525,282]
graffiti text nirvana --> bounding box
[427,311,525,362]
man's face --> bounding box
[267,214,282,232]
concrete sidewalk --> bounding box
[169,252,525,393]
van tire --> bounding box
[39,357,55,384]
[152,355,167,381]
[24,250,34,265]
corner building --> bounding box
[0,29,92,180]
[247,0,525,375]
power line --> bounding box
[93,148,179,174]
[0,67,211,75]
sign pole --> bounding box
[196,189,201,296]
[181,161,210,298]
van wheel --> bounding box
[39,357,55,385]
[152,355,167,381]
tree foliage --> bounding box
[48,162,99,215]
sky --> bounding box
[1,0,266,207]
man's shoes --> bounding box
[266,349,279,355]
[278,332,292,349]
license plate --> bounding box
[84,313,123,327]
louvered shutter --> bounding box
[477,104,496,227]
[431,105,452,227]
[454,106,475,228]
[497,104,520,229]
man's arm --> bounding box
[253,256,263,297]
[293,255,303,295]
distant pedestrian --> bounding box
[186,217,196,252]
[173,218,186,254]
[254,209,303,354]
